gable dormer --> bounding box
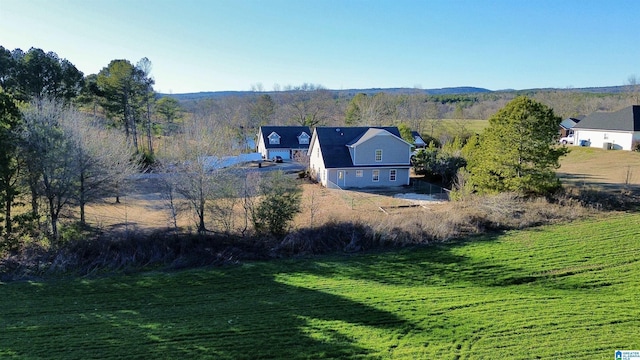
[297,132,310,145]
[268,132,281,145]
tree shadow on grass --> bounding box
[558,172,640,193]
[284,233,613,291]
[0,266,418,359]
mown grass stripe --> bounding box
[2,213,639,359]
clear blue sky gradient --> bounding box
[1,0,639,94]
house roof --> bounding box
[573,106,640,132]
[346,128,396,147]
[313,126,403,168]
[258,126,311,149]
[559,117,583,130]
[411,131,427,146]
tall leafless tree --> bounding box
[160,112,235,234]
[21,100,77,242]
[627,75,640,105]
[62,113,140,225]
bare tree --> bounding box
[627,75,640,105]
[396,94,428,133]
[212,97,253,152]
[281,89,332,127]
[239,171,261,236]
[21,100,77,242]
[423,101,443,139]
[160,113,235,234]
[207,171,240,234]
[347,93,389,126]
[62,113,140,225]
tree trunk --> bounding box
[4,191,11,238]
[123,93,131,140]
[198,212,206,234]
[29,178,39,219]
[79,171,86,225]
[197,192,206,234]
[146,100,153,154]
[131,112,139,152]
[48,197,59,243]
[115,182,121,204]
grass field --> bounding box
[559,146,640,189]
[2,213,639,359]
[442,119,489,135]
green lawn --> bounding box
[440,118,489,136]
[1,213,639,359]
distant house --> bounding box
[559,116,583,138]
[411,131,427,149]
[308,126,412,188]
[572,105,640,150]
[257,126,312,160]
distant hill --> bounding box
[513,85,631,94]
[160,85,630,101]
[160,86,492,101]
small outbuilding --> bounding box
[559,116,583,138]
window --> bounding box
[268,133,280,144]
[372,170,380,182]
[389,169,397,181]
[604,133,609,140]
[298,132,310,144]
[356,170,363,177]
[375,149,383,162]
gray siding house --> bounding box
[308,127,412,188]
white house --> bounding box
[256,126,311,160]
[572,105,640,150]
[308,126,412,188]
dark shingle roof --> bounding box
[573,106,640,132]
[314,127,401,168]
[259,126,311,149]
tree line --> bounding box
[0,45,304,249]
[1,44,637,251]
[0,46,167,246]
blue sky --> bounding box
[1,0,639,94]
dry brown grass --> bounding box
[70,147,640,239]
[6,146,640,278]
[559,146,640,189]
